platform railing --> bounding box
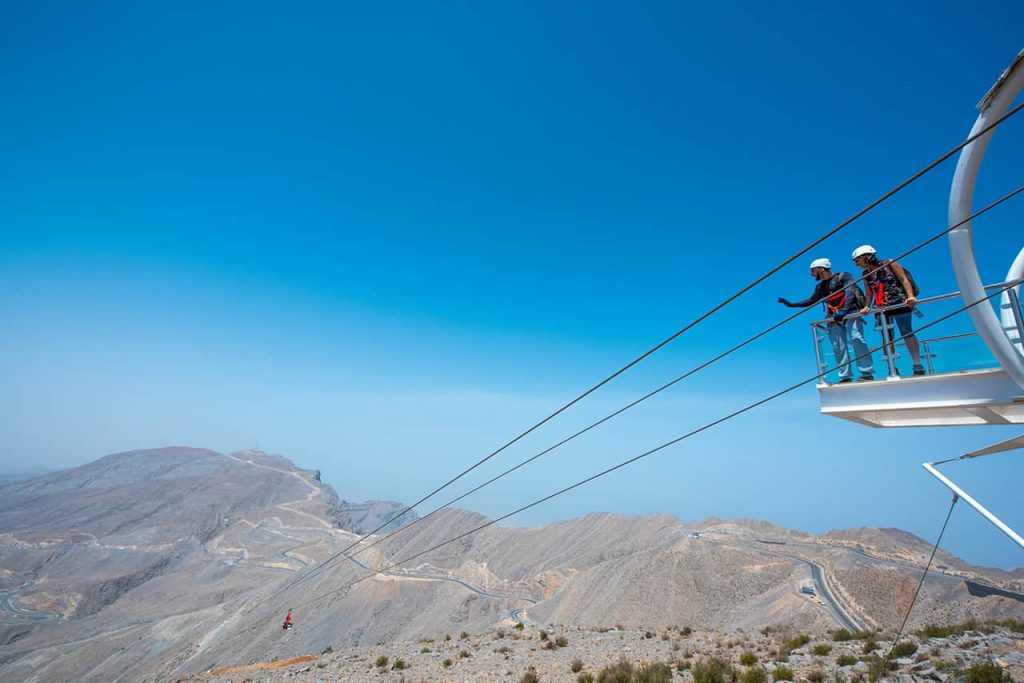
[810,279,1024,385]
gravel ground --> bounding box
[184,623,1024,682]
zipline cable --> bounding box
[266,102,1024,603]
[881,494,959,673]
[281,183,1024,591]
[290,283,1015,611]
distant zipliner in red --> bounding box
[282,609,293,630]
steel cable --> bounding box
[290,282,1015,612]
[263,182,1024,601]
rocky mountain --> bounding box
[0,447,1021,682]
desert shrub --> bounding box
[832,629,854,642]
[918,620,981,639]
[771,666,793,681]
[555,635,569,648]
[692,656,736,683]
[578,674,595,683]
[864,655,895,682]
[635,662,674,683]
[890,641,917,658]
[861,639,879,654]
[571,657,584,673]
[514,621,525,630]
[644,630,654,639]
[374,655,388,668]
[495,628,506,639]
[321,645,333,654]
[392,658,406,670]
[539,630,549,641]
[316,661,326,669]
[740,652,758,666]
[811,644,832,656]
[596,656,634,683]
[806,670,824,683]
[442,658,453,668]
[994,618,1024,634]
[445,634,452,641]
[520,667,540,683]
[836,655,857,666]
[964,661,1012,683]
[739,667,767,683]
[777,633,810,659]
[680,626,693,636]
[458,649,471,659]
[420,646,431,653]
[661,631,670,641]
[460,630,470,640]
[541,639,556,650]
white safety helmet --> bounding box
[852,244,877,260]
[809,258,831,270]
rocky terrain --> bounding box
[0,447,1021,682]
[186,622,1024,682]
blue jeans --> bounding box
[828,317,873,380]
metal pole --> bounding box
[878,311,898,378]
[922,462,1024,551]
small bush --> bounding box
[321,645,333,654]
[811,644,831,656]
[680,626,693,636]
[445,634,452,641]
[392,658,406,670]
[596,656,634,683]
[316,661,326,669]
[692,656,735,683]
[578,674,595,683]
[539,630,549,641]
[495,628,506,639]
[635,662,674,683]
[739,652,758,666]
[772,666,794,681]
[837,655,857,666]
[964,661,1012,683]
[555,635,569,648]
[514,622,525,630]
[458,649,471,659]
[442,658,453,668]
[520,667,540,683]
[864,655,895,682]
[740,667,766,683]
[861,639,879,654]
[832,629,854,642]
[571,657,584,673]
[644,630,654,639]
[540,639,556,650]
[374,655,388,668]
[460,630,470,640]
[890,641,917,658]
[806,670,824,683]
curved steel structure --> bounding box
[948,49,1024,390]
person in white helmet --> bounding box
[778,258,874,383]
[852,245,924,376]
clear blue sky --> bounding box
[2,2,1022,568]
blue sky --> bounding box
[2,2,1023,569]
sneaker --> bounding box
[857,375,875,382]
[912,364,926,376]
[837,377,853,384]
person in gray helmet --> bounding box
[778,258,874,383]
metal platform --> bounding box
[818,368,1024,427]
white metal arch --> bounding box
[948,49,1024,390]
